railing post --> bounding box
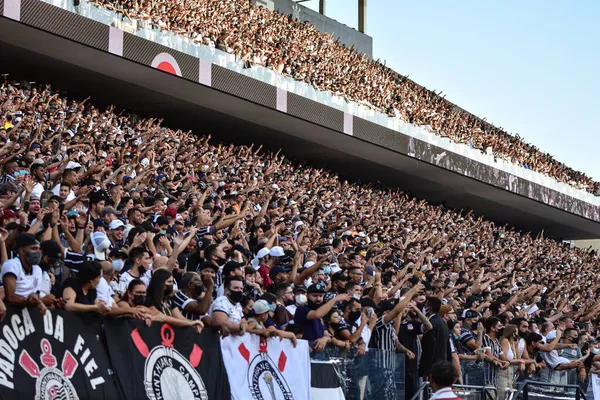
[523,383,528,400]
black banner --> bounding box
[104,318,231,400]
[0,306,119,400]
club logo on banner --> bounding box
[0,307,119,400]
[131,323,207,400]
[244,338,293,400]
[104,318,231,400]
[221,335,311,400]
[20,338,79,400]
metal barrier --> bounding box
[310,346,406,400]
[408,382,497,400]
[513,380,587,400]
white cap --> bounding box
[357,232,367,238]
[251,247,271,269]
[294,221,304,230]
[108,220,125,230]
[253,300,270,314]
[91,232,111,260]
[140,158,150,167]
[269,246,285,257]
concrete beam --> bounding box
[319,0,325,16]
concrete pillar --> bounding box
[319,0,326,16]
[358,0,366,33]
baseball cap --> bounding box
[360,297,377,309]
[464,309,479,319]
[306,284,326,294]
[253,300,271,315]
[269,246,285,257]
[92,218,108,229]
[293,285,307,294]
[331,271,350,282]
[197,261,218,272]
[90,232,111,260]
[108,220,125,230]
[269,266,290,278]
[40,240,62,260]
[164,207,177,219]
[100,207,121,217]
[15,233,39,249]
[222,261,245,278]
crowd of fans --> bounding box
[90,0,600,195]
[1,78,600,399]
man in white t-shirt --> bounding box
[209,276,247,335]
[1,234,47,314]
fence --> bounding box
[460,359,593,400]
[310,346,406,400]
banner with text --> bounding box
[103,318,231,400]
[0,306,119,400]
[221,335,311,400]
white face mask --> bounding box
[295,294,307,305]
[593,348,600,355]
[112,259,124,272]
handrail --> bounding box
[409,382,430,400]
[453,384,497,400]
[512,379,587,400]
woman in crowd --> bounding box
[144,268,204,332]
[63,260,111,315]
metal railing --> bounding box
[512,380,587,400]
[409,382,497,400]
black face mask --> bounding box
[133,295,146,306]
[471,322,479,331]
[164,285,173,296]
[330,322,342,331]
[349,311,361,324]
[228,290,243,304]
[193,282,204,295]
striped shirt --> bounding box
[172,290,204,321]
[369,316,398,369]
[482,334,503,386]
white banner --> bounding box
[592,374,600,400]
[221,334,311,400]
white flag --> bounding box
[221,335,311,400]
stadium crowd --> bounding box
[1,79,600,399]
[90,0,600,196]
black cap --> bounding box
[464,309,479,319]
[40,240,61,259]
[331,271,350,281]
[360,297,377,309]
[377,299,396,313]
[197,261,218,272]
[155,216,169,226]
[15,233,39,250]
[92,218,108,229]
[269,265,291,278]
[141,221,159,233]
[222,261,245,278]
[307,284,326,294]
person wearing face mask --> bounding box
[172,272,213,325]
[481,317,510,388]
[38,239,64,298]
[117,279,148,310]
[286,285,307,316]
[1,233,48,315]
[294,284,351,351]
[209,276,248,335]
[144,268,204,332]
[324,271,350,304]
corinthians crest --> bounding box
[240,338,293,400]
[132,323,208,400]
[19,338,79,400]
